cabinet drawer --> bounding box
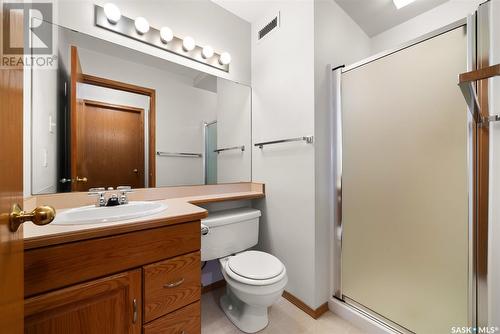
[143,301,200,334]
[25,221,200,297]
[144,251,201,322]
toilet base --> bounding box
[220,287,269,333]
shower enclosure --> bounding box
[331,18,477,333]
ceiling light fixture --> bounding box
[160,27,174,43]
[103,3,121,24]
[183,36,196,52]
[393,0,416,9]
[202,45,214,59]
[219,52,231,65]
[134,17,150,34]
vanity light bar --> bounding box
[94,4,230,72]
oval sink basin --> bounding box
[52,201,168,225]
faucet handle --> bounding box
[117,186,132,192]
[117,186,132,205]
[88,188,106,207]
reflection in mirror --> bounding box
[31,23,251,195]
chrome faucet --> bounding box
[117,186,132,205]
[88,186,133,207]
[88,187,106,207]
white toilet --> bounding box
[201,208,288,333]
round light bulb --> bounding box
[219,52,231,65]
[103,3,121,24]
[182,36,196,52]
[160,26,173,43]
[134,17,150,35]
[202,45,214,59]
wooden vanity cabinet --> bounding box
[25,270,142,334]
[24,220,202,334]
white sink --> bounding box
[52,201,168,225]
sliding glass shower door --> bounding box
[340,26,469,333]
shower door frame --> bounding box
[330,16,478,332]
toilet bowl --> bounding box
[201,208,288,333]
[219,251,288,333]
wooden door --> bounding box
[0,10,24,334]
[73,100,145,191]
[24,270,142,334]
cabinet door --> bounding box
[24,269,141,334]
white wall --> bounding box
[31,66,58,194]
[251,0,317,308]
[216,78,252,183]
[55,0,251,85]
[314,0,371,307]
[250,0,370,309]
[488,0,500,327]
[370,0,483,54]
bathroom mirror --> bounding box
[30,22,251,194]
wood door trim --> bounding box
[76,68,156,187]
[70,46,83,192]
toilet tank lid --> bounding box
[201,208,261,227]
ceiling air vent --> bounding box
[258,12,280,41]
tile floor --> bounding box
[201,288,365,334]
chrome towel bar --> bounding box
[156,151,202,158]
[214,145,245,153]
[254,136,314,149]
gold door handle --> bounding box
[133,169,138,174]
[9,204,56,232]
[75,176,88,182]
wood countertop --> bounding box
[24,185,264,250]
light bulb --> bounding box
[160,26,173,43]
[182,36,195,52]
[219,52,231,65]
[103,3,121,24]
[202,45,214,59]
[134,17,150,35]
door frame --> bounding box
[68,45,157,188]
[80,74,156,187]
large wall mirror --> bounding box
[30,22,251,195]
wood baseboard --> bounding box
[282,291,329,319]
[201,280,226,294]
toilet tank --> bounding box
[201,208,261,261]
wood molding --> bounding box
[80,70,157,187]
[201,279,226,294]
[282,291,329,319]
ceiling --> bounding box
[335,0,449,37]
[211,0,268,23]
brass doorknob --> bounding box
[9,204,56,232]
[75,176,88,182]
[133,169,138,174]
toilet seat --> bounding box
[224,251,286,286]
